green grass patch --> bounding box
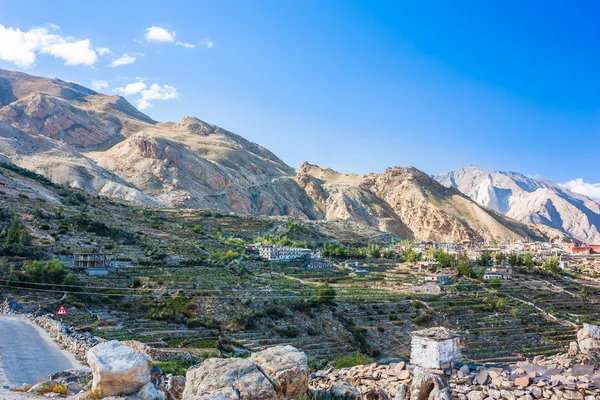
[153,360,197,376]
[333,352,373,369]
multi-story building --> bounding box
[257,245,312,261]
[72,253,117,276]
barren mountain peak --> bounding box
[0,68,560,242]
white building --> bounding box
[410,327,462,369]
[257,245,312,261]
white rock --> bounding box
[577,323,600,342]
[87,340,152,396]
[182,357,276,400]
[138,382,166,400]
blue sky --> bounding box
[0,0,599,197]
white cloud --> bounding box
[96,47,112,56]
[138,84,179,110]
[144,26,196,49]
[527,173,541,179]
[109,53,136,67]
[145,26,175,43]
[0,24,97,68]
[113,80,179,110]
[200,39,214,48]
[559,178,600,202]
[175,42,195,48]
[91,80,109,91]
[114,81,147,95]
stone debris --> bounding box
[33,315,103,361]
[309,352,600,399]
[0,296,23,314]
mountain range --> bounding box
[0,68,594,243]
[436,166,600,243]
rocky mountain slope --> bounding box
[436,166,600,243]
[0,68,551,242]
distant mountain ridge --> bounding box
[0,68,560,243]
[435,165,600,243]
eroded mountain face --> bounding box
[0,68,552,242]
[436,166,600,243]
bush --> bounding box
[315,282,336,304]
[153,360,196,376]
[333,353,373,369]
[145,294,195,323]
[412,310,435,326]
[308,356,329,371]
[1,217,33,256]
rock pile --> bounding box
[309,352,600,399]
[32,314,103,361]
[24,369,91,396]
[310,361,412,398]
[0,295,23,313]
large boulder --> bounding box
[182,358,277,400]
[579,338,600,355]
[251,345,309,399]
[87,340,153,396]
[577,324,600,343]
[410,366,450,400]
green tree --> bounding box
[495,297,506,311]
[2,217,32,255]
[488,278,501,289]
[507,253,520,266]
[476,254,491,266]
[542,256,560,274]
[367,244,381,259]
[315,282,336,304]
[523,253,534,269]
[456,254,472,278]
[495,252,506,263]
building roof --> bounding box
[411,327,458,340]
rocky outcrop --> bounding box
[87,340,153,396]
[251,345,309,399]
[182,357,277,400]
[0,68,556,243]
[182,345,310,400]
[576,324,600,363]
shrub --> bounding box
[153,360,196,376]
[333,353,373,369]
[315,282,336,304]
[412,310,435,326]
[308,356,329,371]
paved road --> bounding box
[0,316,84,388]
